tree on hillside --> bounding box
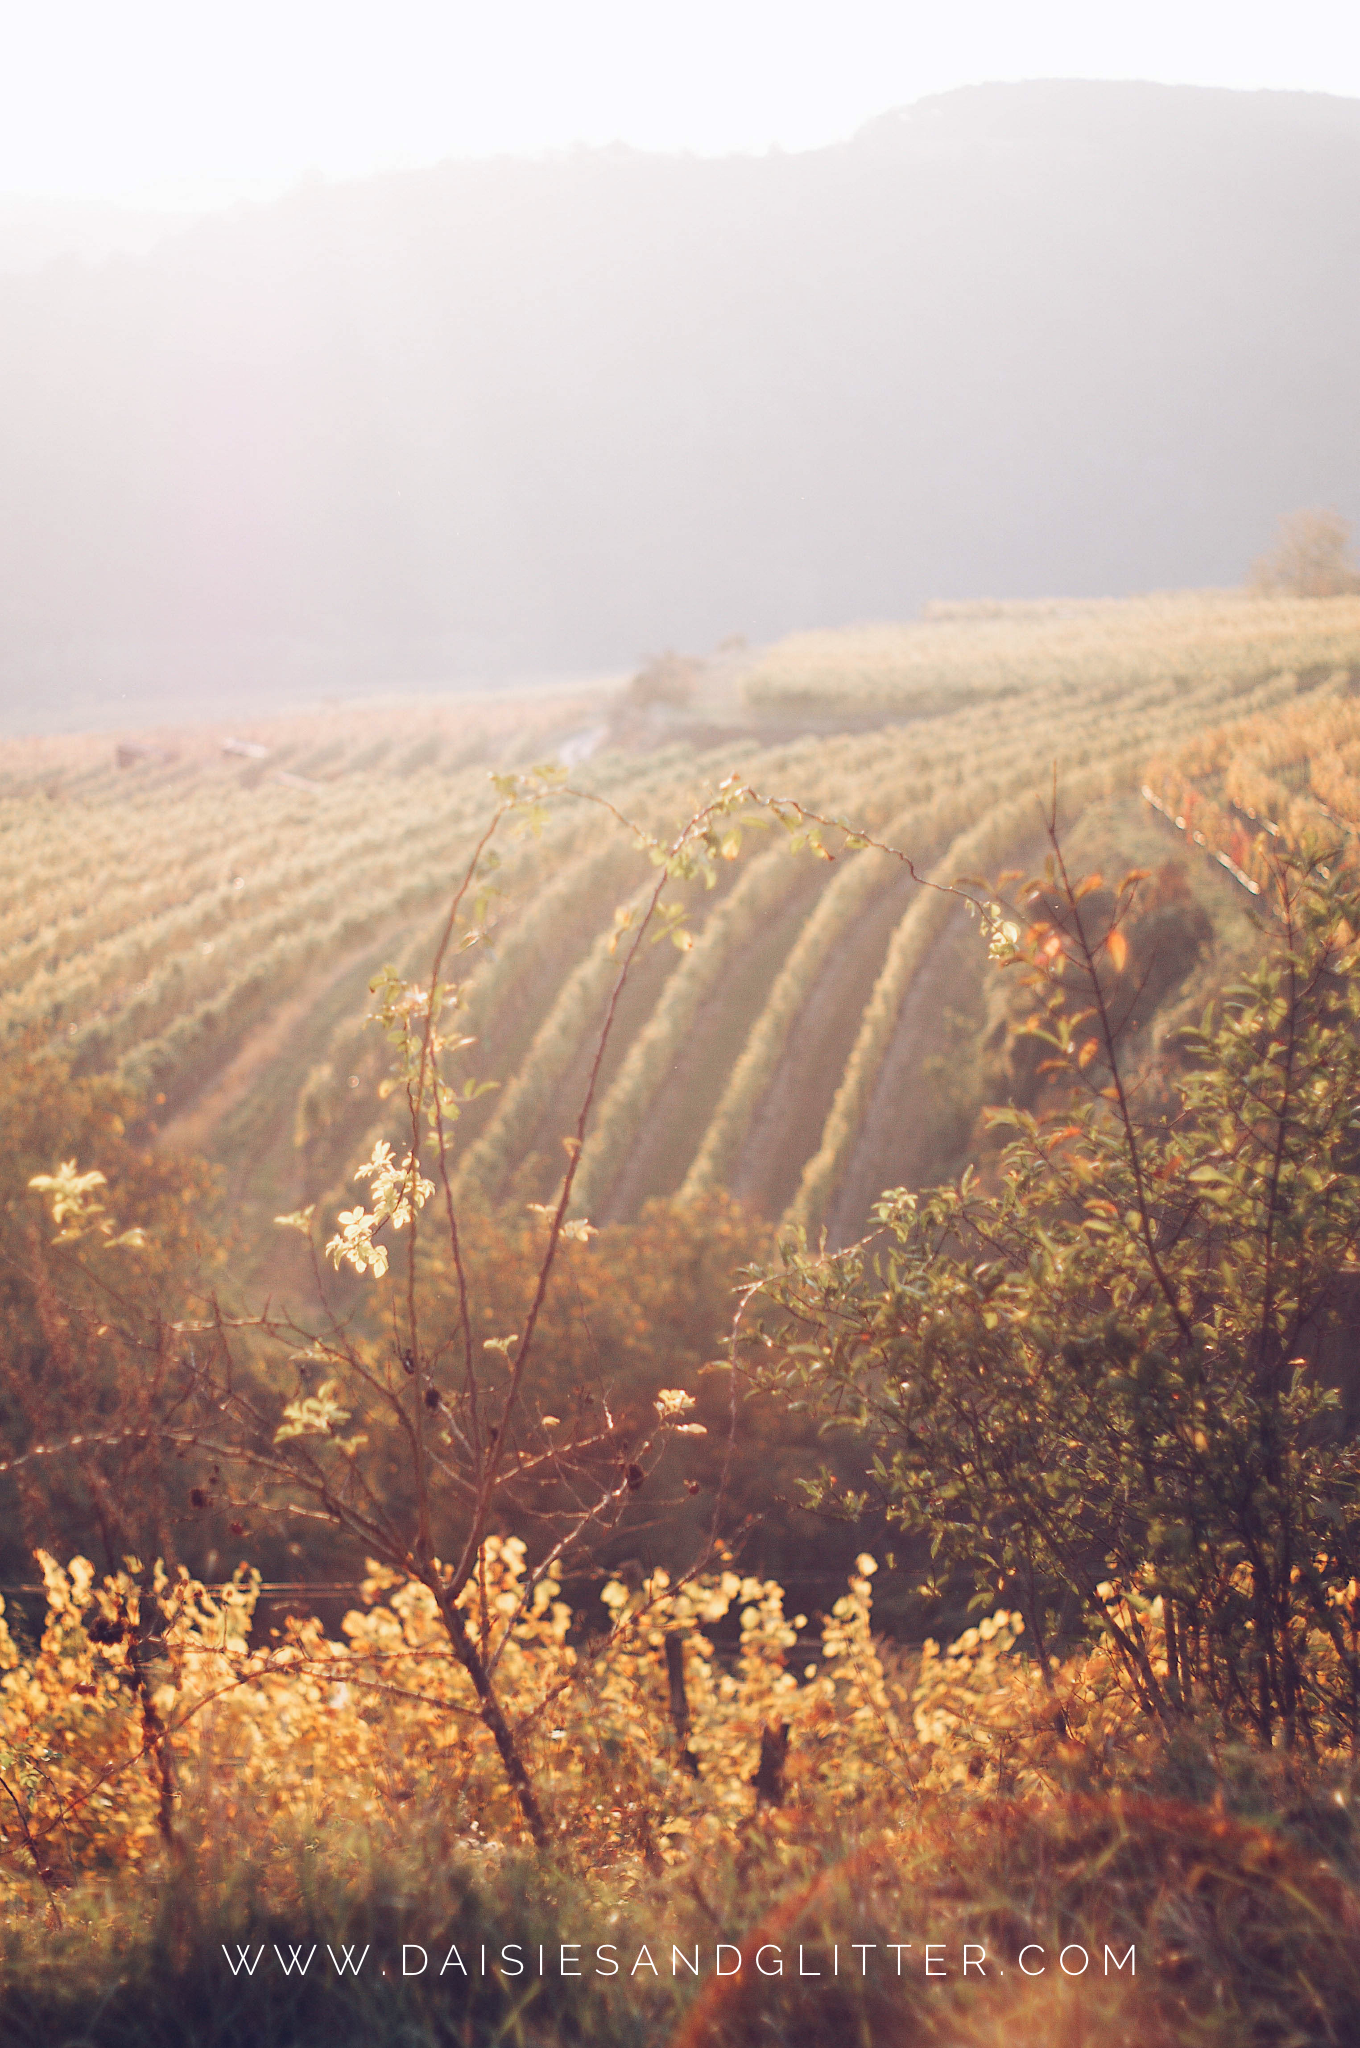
[1249,507,1360,598]
[626,652,699,709]
[747,830,1360,1750]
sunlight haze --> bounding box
[2,0,1358,209]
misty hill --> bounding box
[0,193,191,274]
[1,80,1358,729]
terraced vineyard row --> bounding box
[786,661,1327,1240]
[743,590,1360,722]
[324,651,1352,1247]
[1145,684,1360,898]
[7,594,1358,1265]
[0,719,683,1116]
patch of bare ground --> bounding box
[729,868,919,1221]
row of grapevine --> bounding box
[1,731,723,1121]
[743,591,1360,722]
[1213,692,1360,836]
[676,673,1220,1214]
[0,688,656,1004]
[452,875,665,1204]
[1143,677,1360,898]
[785,791,1068,1238]
[479,701,1063,1215]
[111,759,698,1114]
[506,661,1328,1232]
[54,805,484,1062]
[290,748,761,1174]
[562,707,1047,1220]
[670,672,1094,1206]
[11,612,1352,1252]
[449,724,967,1207]
[0,760,461,955]
[786,664,1334,1238]
[567,846,811,1220]
[678,796,990,1205]
[0,766,485,1020]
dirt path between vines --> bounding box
[729,867,918,1221]
[155,927,417,1157]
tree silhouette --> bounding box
[1249,507,1360,597]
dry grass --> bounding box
[5,1777,1359,2046]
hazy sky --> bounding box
[3,0,1358,209]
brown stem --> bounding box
[0,1773,64,1925]
[665,1633,701,1776]
[124,1614,179,1853]
[432,1582,548,1849]
[1047,816,1195,1347]
[431,1056,479,1454]
[751,1722,789,1807]
[1257,862,1298,1365]
[447,812,694,1599]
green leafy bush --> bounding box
[749,837,1360,1749]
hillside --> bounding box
[5,591,1358,1289]
[13,599,1360,2045]
[2,81,1359,725]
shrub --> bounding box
[749,835,1360,1751]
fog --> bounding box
[1,80,1357,732]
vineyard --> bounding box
[7,592,1360,2045]
[4,593,1360,1273]
[741,589,1360,722]
[1145,689,1360,894]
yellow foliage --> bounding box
[0,1543,1201,1907]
